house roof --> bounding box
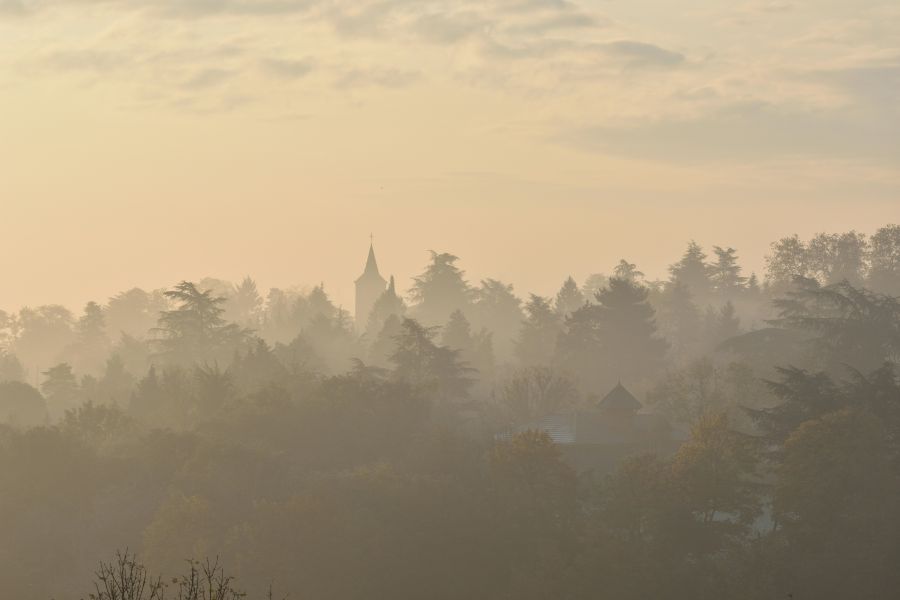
[597,382,642,413]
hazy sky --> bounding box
[1,0,898,313]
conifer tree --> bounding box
[442,309,473,353]
[746,272,761,296]
[868,224,900,295]
[153,281,249,364]
[710,246,747,296]
[470,279,521,361]
[365,276,406,341]
[558,278,667,391]
[515,295,562,367]
[390,318,472,402]
[656,282,702,354]
[369,313,403,368]
[594,278,668,381]
[442,309,494,381]
[554,276,585,318]
[77,302,108,347]
[41,362,80,418]
[669,241,712,300]
[228,276,263,328]
[409,251,471,326]
[0,352,25,383]
[613,259,644,283]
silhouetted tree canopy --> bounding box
[0,228,898,600]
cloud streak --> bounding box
[261,57,315,79]
[601,40,685,68]
[556,100,900,163]
[334,67,422,90]
[2,0,319,19]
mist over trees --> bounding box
[1,224,900,599]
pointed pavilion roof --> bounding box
[597,382,642,413]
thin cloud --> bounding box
[601,40,685,68]
[504,11,605,35]
[38,49,132,73]
[181,67,233,89]
[555,101,900,163]
[261,57,315,79]
[327,1,399,39]
[0,0,28,17]
[813,62,900,109]
[4,0,320,18]
[334,67,422,90]
[411,11,489,44]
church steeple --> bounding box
[358,243,382,282]
[354,240,388,332]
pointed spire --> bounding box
[365,243,380,275]
[356,239,387,285]
[387,275,396,295]
[355,239,388,332]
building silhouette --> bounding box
[509,382,686,474]
[354,242,388,333]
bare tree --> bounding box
[88,550,164,600]
[173,558,245,600]
[87,552,284,600]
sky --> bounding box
[1,0,898,314]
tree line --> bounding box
[0,224,898,599]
